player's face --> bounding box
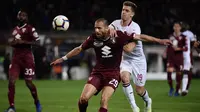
[94,21,108,38]
[18,12,28,22]
[121,6,134,21]
[173,23,181,33]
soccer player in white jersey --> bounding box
[109,1,151,112]
[181,22,197,96]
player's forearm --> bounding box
[63,47,82,60]
[9,40,17,46]
[173,46,188,51]
[22,41,40,46]
[138,34,161,43]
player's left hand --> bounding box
[159,39,172,45]
[50,58,64,66]
[109,28,118,37]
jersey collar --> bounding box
[17,23,27,29]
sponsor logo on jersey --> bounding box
[93,40,103,47]
[101,45,113,58]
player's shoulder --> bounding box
[129,21,141,34]
[180,34,186,38]
[110,19,121,29]
[24,24,36,32]
[111,19,121,24]
[183,30,194,36]
[87,33,96,40]
[168,34,175,39]
[130,21,140,28]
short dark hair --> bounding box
[173,21,183,26]
[123,1,137,12]
[95,18,109,26]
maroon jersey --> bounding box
[167,33,187,70]
[9,24,39,80]
[81,31,134,72]
[11,24,39,57]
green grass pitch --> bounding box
[0,80,200,112]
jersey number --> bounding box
[109,79,118,88]
[137,74,143,83]
[25,68,34,76]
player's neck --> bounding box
[174,32,181,37]
[18,22,27,28]
[121,19,132,27]
[102,33,110,41]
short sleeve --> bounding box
[109,20,118,30]
[81,36,94,50]
[134,23,141,34]
[30,27,39,41]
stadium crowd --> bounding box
[1,0,200,37]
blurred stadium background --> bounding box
[0,0,200,112]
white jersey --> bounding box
[109,19,147,86]
[182,30,196,57]
[109,20,146,62]
[182,30,196,70]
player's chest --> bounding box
[117,26,135,34]
[12,27,29,39]
[93,39,120,53]
[170,36,184,46]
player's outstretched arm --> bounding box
[50,46,82,65]
[134,34,172,45]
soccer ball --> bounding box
[52,15,69,31]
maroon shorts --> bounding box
[87,71,121,95]
[9,56,35,80]
[167,59,183,72]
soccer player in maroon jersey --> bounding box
[51,18,171,112]
[5,10,42,112]
[166,21,188,97]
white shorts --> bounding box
[120,60,147,86]
[183,57,191,71]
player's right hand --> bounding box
[50,58,63,66]
[159,39,172,45]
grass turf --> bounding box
[0,79,200,112]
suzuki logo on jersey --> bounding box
[22,28,26,33]
[101,46,113,58]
